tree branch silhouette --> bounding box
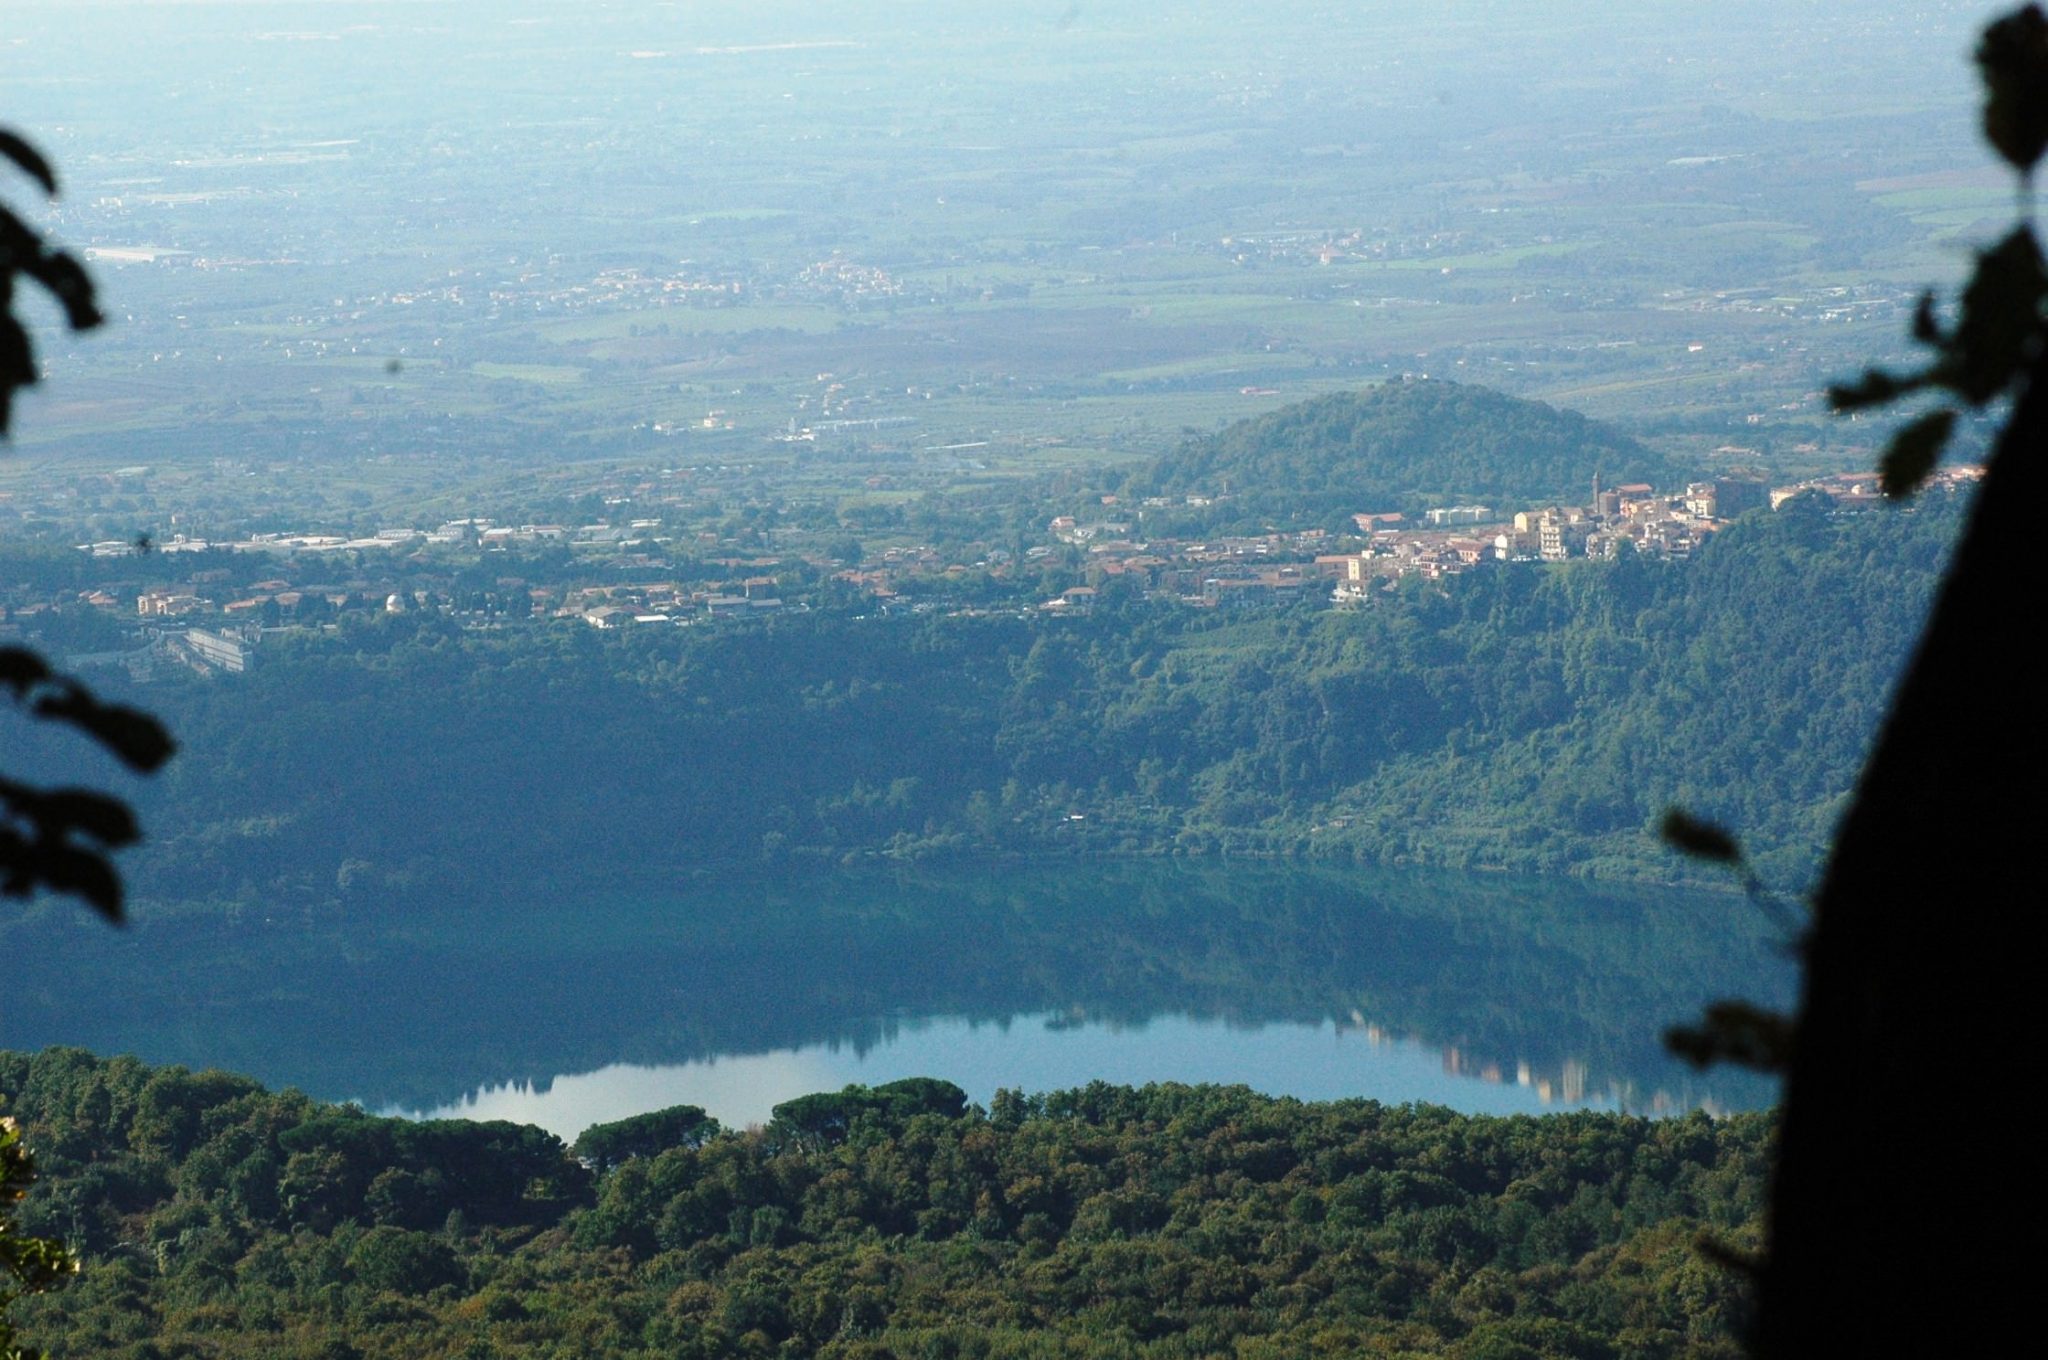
[2,126,174,926]
[2,122,173,1360]
[1666,8,2046,1352]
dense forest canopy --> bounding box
[3,1049,1771,1360]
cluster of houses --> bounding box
[1040,515,1335,611]
[572,573,785,628]
[17,461,1988,676]
[88,518,661,562]
[1043,465,1986,610]
[1330,476,1760,598]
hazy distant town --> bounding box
[1,455,1982,684]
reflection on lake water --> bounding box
[0,860,1787,1137]
[400,1012,1728,1141]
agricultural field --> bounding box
[0,0,2005,538]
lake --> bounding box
[0,860,1788,1140]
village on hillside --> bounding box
[1,461,1984,683]
[1047,465,1983,612]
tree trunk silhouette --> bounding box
[1756,353,2045,1355]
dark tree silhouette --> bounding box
[1668,8,2047,1353]
[1760,333,2043,1358]
[3,125,173,1360]
[2,128,174,923]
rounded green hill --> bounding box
[1131,380,1682,522]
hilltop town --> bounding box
[1,453,1981,685]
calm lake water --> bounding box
[0,861,1787,1140]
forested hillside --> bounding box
[75,491,1952,914]
[1125,381,1685,526]
[3,1049,1768,1359]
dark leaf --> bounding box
[29,844,124,923]
[1940,227,2048,404]
[0,130,57,195]
[1826,368,1918,412]
[0,646,52,697]
[1879,408,1956,498]
[1,313,37,390]
[1977,4,2048,175]
[0,208,44,269]
[32,789,141,848]
[31,692,176,772]
[25,249,103,331]
[1665,1000,1794,1073]
[0,829,31,897]
[1910,290,1941,344]
[1659,808,1743,863]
